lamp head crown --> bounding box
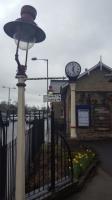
[21,5,37,21]
[4,5,46,44]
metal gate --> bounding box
[0,109,73,200]
[25,109,73,199]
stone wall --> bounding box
[76,68,112,92]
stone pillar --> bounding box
[70,82,77,138]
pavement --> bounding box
[82,140,112,176]
[66,140,112,200]
[68,168,112,200]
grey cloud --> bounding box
[1,0,112,105]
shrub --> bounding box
[71,149,96,178]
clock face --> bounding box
[65,61,81,79]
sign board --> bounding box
[78,109,89,127]
[43,94,61,102]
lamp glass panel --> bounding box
[14,39,35,50]
[13,23,36,50]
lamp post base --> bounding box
[70,126,77,138]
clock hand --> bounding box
[72,66,74,73]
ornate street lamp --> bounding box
[4,5,46,200]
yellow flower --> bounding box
[75,160,79,164]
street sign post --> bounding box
[43,94,61,102]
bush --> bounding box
[72,149,96,178]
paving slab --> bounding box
[66,168,112,200]
[82,140,112,176]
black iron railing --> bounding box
[0,110,73,200]
[26,109,73,199]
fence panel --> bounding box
[26,109,73,199]
[0,110,73,200]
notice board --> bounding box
[76,105,90,127]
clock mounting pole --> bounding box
[65,61,81,138]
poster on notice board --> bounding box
[77,105,90,127]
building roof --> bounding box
[50,79,68,94]
[50,60,112,93]
[78,61,112,79]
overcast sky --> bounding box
[0,0,112,107]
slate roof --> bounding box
[50,61,112,93]
[50,79,68,94]
[78,61,112,79]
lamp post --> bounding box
[2,86,16,107]
[4,5,46,200]
[31,57,49,133]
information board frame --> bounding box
[76,105,91,128]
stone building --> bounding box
[50,60,112,140]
